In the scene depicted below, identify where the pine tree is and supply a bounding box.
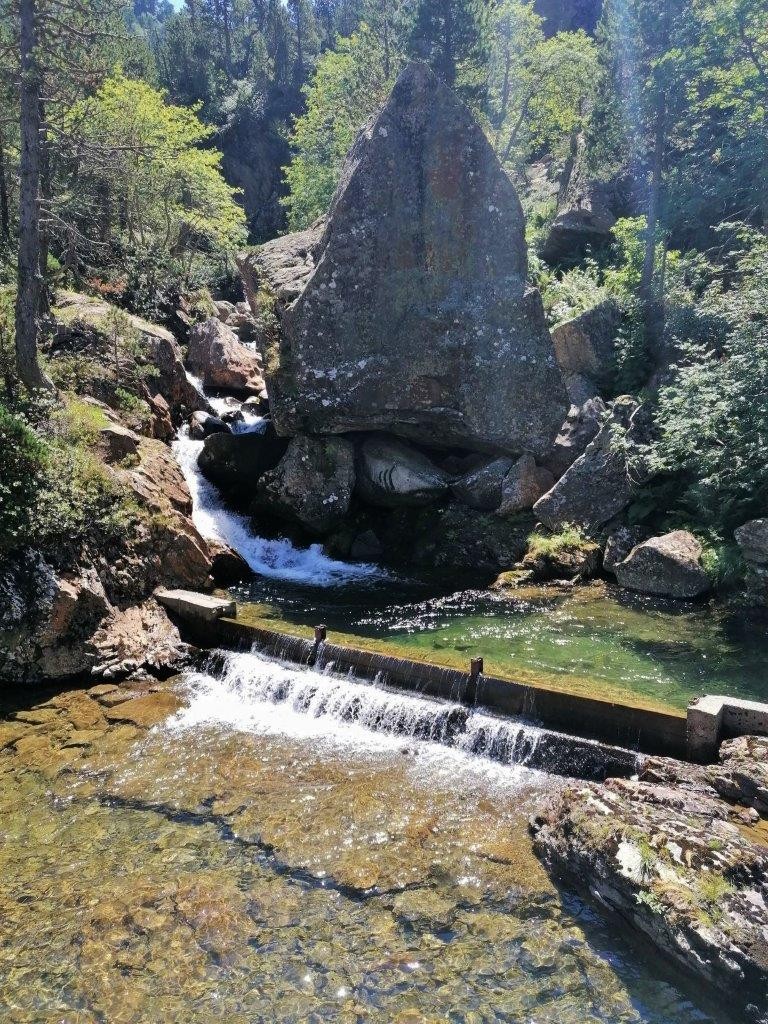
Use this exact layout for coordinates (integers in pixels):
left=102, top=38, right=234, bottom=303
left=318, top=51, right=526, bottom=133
left=408, top=0, right=489, bottom=103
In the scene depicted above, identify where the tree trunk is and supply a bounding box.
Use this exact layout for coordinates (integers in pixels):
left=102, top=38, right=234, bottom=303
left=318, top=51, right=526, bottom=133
left=38, top=99, right=50, bottom=316
left=294, top=0, right=304, bottom=79
left=639, top=78, right=667, bottom=347
left=443, top=0, right=455, bottom=88
left=640, top=0, right=670, bottom=347
left=0, top=123, right=10, bottom=243
left=15, top=0, right=54, bottom=392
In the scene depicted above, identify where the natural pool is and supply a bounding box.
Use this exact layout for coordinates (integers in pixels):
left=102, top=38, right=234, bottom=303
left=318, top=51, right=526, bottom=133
left=0, top=652, right=738, bottom=1023
left=232, top=574, right=768, bottom=712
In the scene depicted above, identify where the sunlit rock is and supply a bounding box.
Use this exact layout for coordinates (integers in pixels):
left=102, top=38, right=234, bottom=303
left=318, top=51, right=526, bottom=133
left=245, top=63, right=567, bottom=456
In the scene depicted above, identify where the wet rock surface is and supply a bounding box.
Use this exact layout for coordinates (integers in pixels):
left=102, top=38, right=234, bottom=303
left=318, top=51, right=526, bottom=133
left=532, top=741, right=768, bottom=1024
left=254, top=435, right=356, bottom=535
left=198, top=425, right=288, bottom=494
left=251, top=62, right=567, bottom=455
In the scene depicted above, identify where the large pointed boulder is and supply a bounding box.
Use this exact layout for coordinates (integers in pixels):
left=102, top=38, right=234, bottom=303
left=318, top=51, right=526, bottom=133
left=251, top=62, right=567, bottom=457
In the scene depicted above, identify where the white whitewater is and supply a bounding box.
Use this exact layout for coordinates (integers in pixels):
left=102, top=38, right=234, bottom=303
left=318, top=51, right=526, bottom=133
left=181, top=372, right=380, bottom=584
left=168, top=649, right=545, bottom=786
left=173, top=429, right=381, bottom=585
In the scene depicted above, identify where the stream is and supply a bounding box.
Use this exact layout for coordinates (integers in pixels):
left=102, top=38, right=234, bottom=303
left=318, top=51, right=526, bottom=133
left=0, top=650, right=738, bottom=1023
left=175, top=400, right=768, bottom=713
left=0, top=388, right=754, bottom=1022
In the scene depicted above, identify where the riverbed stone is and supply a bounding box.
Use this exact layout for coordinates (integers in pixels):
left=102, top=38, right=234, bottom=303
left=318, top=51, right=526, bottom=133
left=735, top=520, right=768, bottom=565
left=522, top=533, right=601, bottom=581
left=614, top=530, right=710, bottom=599
left=542, top=398, right=606, bottom=480
left=198, top=425, right=288, bottom=493
left=602, top=525, right=644, bottom=574
left=497, top=454, right=555, bottom=516
left=103, top=691, right=182, bottom=728
left=531, top=744, right=768, bottom=1024
left=253, top=62, right=567, bottom=456
left=451, top=457, right=514, bottom=511
left=551, top=300, right=621, bottom=390
left=254, top=435, right=356, bottom=535
left=189, top=411, right=231, bottom=441
left=356, top=435, right=449, bottom=508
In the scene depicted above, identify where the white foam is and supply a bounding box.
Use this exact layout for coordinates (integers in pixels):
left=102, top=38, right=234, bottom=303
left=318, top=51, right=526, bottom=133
left=166, top=649, right=544, bottom=789
left=172, top=428, right=381, bottom=586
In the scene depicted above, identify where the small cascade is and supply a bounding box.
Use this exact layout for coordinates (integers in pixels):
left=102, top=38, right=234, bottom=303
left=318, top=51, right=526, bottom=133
left=170, top=649, right=640, bottom=780
left=172, top=428, right=380, bottom=586
left=458, top=713, right=543, bottom=766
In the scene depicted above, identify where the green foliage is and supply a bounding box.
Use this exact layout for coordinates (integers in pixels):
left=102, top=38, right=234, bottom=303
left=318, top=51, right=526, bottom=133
left=699, top=539, right=746, bottom=590
left=409, top=0, right=489, bottom=101
left=0, top=389, right=139, bottom=561
left=650, top=226, right=768, bottom=533
left=539, top=260, right=609, bottom=327
left=526, top=524, right=591, bottom=557
left=0, top=405, right=47, bottom=557
left=283, top=26, right=399, bottom=230
left=634, top=889, right=665, bottom=914
left=64, top=72, right=247, bottom=293
left=486, top=4, right=599, bottom=174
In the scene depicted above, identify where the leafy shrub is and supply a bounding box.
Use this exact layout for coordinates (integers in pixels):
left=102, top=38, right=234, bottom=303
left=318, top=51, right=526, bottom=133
left=0, top=406, right=48, bottom=557
left=699, top=539, right=746, bottom=591
left=526, top=523, right=590, bottom=556
left=0, top=385, right=138, bottom=562
left=649, top=226, right=768, bottom=533
left=540, top=260, right=609, bottom=327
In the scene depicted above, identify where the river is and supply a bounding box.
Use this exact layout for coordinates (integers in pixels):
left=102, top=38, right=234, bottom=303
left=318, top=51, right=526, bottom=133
left=0, top=391, right=745, bottom=1021
left=0, top=649, right=738, bottom=1023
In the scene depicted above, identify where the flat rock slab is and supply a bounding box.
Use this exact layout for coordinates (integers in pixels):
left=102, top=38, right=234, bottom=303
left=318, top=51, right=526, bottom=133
left=104, top=691, right=183, bottom=729
left=155, top=589, right=236, bottom=622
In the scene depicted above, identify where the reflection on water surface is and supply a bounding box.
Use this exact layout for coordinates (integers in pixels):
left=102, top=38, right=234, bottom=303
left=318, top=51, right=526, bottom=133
left=233, top=574, right=768, bottom=710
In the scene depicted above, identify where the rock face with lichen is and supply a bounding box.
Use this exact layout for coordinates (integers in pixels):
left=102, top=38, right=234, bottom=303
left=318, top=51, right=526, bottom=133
left=614, top=530, right=710, bottom=599
left=246, top=62, right=567, bottom=457
left=254, top=435, right=355, bottom=534
left=531, top=742, right=768, bottom=1024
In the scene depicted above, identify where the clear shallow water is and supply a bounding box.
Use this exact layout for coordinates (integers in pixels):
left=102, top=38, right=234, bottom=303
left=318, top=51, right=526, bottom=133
left=0, top=653, right=737, bottom=1023
left=233, top=575, right=768, bottom=711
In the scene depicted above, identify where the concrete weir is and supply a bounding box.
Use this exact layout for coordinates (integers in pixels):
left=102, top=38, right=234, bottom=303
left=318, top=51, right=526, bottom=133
left=155, top=590, right=768, bottom=763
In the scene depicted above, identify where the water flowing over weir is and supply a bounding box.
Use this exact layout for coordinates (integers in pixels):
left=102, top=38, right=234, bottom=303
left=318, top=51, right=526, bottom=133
left=171, top=649, right=640, bottom=780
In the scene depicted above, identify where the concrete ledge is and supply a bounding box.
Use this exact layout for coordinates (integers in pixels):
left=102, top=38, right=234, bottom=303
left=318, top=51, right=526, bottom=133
left=155, top=588, right=236, bottom=622
left=687, top=694, right=768, bottom=762
left=203, top=617, right=688, bottom=759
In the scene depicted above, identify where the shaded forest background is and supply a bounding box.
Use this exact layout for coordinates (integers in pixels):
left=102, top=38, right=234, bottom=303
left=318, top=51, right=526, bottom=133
left=0, top=0, right=766, bottom=572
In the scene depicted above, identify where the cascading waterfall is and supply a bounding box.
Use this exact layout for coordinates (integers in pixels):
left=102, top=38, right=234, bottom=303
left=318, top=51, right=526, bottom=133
left=168, top=649, right=636, bottom=780
left=176, top=376, right=381, bottom=586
